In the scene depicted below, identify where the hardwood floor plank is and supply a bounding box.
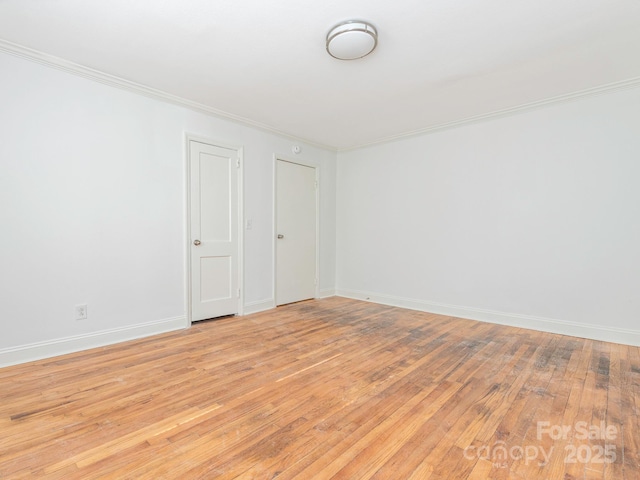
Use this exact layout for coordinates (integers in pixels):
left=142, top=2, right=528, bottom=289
left=0, top=297, right=638, bottom=479
left=621, top=344, right=640, bottom=478
left=369, top=335, right=513, bottom=478
left=604, top=343, right=624, bottom=480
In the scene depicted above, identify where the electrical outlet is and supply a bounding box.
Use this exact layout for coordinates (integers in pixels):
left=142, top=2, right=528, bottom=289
left=75, top=304, right=88, bottom=321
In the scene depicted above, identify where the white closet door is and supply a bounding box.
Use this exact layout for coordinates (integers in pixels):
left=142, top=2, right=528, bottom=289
left=276, top=159, right=317, bottom=306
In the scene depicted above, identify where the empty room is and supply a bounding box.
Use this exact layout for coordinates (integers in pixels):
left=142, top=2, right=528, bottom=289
left=1, top=1, right=639, bottom=479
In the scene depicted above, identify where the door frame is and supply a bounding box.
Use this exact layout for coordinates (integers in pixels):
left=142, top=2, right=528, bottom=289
left=273, top=155, right=320, bottom=305
left=185, top=134, right=244, bottom=326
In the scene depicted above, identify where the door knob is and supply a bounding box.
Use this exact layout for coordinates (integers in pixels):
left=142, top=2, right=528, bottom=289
left=277, top=234, right=284, bottom=239
left=193, top=239, right=201, bottom=246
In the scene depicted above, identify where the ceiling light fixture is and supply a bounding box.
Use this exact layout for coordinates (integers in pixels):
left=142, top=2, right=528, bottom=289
left=326, top=20, right=378, bottom=60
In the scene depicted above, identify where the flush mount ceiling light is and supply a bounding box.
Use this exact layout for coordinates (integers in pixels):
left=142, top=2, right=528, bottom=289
left=326, top=20, right=378, bottom=60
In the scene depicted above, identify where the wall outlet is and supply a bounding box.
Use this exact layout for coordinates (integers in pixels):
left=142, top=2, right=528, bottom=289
left=75, top=304, right=88, bottom=321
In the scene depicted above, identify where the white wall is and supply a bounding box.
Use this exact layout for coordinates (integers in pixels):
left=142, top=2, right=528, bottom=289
left=3, top=46, right=638, bottom=367
left=337, top=86, right=640, bottom=345
left=0, top=51, right=336, bottom=366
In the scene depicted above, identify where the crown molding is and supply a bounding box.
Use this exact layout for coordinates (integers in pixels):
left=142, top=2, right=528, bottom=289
left=0, top=38, right=334, bottom=151
left=2, top=38, right=639, bottom=153
left=339, top=75, right=640, bottom=151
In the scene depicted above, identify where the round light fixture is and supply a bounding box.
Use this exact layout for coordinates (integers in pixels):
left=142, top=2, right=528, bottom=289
left=326, top=20, right=378, bottom=60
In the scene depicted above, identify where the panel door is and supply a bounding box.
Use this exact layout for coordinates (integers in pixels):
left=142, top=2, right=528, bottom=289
left=190, top=141, right=239, bottom=321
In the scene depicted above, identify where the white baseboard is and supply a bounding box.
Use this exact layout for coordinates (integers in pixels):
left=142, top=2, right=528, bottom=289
left=0, top=316, right=186, bottom=368
left=336, top=289, right=640, bottom=347
left=242, top=291, right=335, bottom=314
left=243, top=298, right=275, bottom=315
left=319, top=288, right=336, bottom=299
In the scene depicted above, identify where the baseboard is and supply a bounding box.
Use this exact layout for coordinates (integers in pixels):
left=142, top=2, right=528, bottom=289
left=243, top=292, right=336, bottom=315
left=0, top=316, right=186, bottom=368
left=336, top=289, right=640, bottom=347
left=319, top=288, right=336, bottom=299
left=243, top=298, right=276, bottom=315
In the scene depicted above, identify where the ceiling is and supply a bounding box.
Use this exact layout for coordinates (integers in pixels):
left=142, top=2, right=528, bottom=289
left=0, top=0, right=639, bottom=150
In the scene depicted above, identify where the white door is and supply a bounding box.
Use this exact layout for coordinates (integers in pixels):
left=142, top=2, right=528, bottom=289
left=189, top=140, right=239, bottom=321
left=276, top=159, right=317, bottom=306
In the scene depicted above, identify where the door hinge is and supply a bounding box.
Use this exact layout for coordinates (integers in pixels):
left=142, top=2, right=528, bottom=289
left=315, top=180, right=319, bottom=189
left=236, top=158, right=240, bottom=168
left=237, top=288, right=241, bottom=298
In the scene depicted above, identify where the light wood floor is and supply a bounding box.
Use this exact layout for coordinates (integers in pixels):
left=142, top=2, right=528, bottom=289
left=1, top=297, right=638, bottom=479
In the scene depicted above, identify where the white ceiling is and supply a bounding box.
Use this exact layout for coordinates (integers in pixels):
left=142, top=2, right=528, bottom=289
left=1, top=0, right=639, bottom=150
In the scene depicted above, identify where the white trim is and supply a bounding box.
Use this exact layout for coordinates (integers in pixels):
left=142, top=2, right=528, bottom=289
left=314, top=167, right=321, bottom=300
left=0, top=39, right=330, bottom=151
left=273, top=156, right=321, bottom=305
left=243, top=298, right=276, bottom=315
left=183, top=134, right=192, bottom=328
left=338, top=77, right=640, bottom=151
left=271, top=157, right=278, bottom=306
left=319, top=288, right=336, bottom=299
left=0, top=316, right=186, bottom=368
left=336, top=289, right=640, bottom=347
left=185, top=135, right=244, bottom=323
left=3, top=38, right=640, bottom=152
left=237, top=148, right=245, bottom=316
